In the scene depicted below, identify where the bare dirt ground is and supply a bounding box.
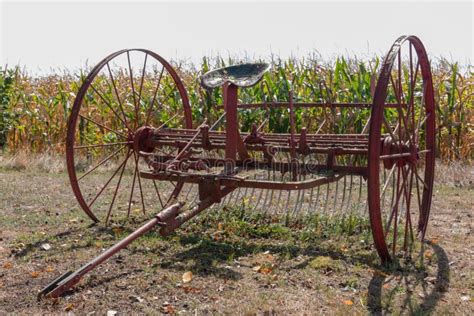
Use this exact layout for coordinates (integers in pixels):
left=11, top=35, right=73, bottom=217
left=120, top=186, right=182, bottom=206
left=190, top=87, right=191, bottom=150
left=0, top=162, right=473, bottom=315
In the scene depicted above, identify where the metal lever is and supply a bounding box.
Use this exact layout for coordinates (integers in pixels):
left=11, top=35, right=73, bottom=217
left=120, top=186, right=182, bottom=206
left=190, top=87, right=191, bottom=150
left=38, top=203, right=182, bottom=300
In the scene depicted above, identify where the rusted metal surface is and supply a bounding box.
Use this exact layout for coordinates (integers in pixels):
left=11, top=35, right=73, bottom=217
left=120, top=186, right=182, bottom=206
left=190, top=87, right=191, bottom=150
left=40, top=35, right=437, bottom=299
left=38, top=203, right=183, bottom=299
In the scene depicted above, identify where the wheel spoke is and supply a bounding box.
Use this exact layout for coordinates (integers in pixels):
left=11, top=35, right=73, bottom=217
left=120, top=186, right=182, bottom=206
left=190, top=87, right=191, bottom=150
left=381, top=164, right=397, bottom=197
left=384, top=166, right=407, bottom=239
left=145, top=65, right=165, bottom=126
left=137, top=53, right=148, bottom=118
left=127, top=51, right=139, bottom=128
left=87, top=151, right=132, bottom=208
left=413, top=164, right=423, bottom=212
left=397, top=49, right=406, bottom=105
left=415, top=113, right=430, bottom=136
left=156, top=112, right=182, bottom=131
left=127, top=152, right=139, bottom=218
left=413, top=165, right=429, bottom=190
left=78, top=113, right=127, bottom=139
left=383, top=116, right=399, bottom=141
left=74, top=142, right=132, bottom=150
left=106, top=62, right=131, bottom=131
left=152, top=179, right=165, bottom=208
left=105, top=149, right=132, bottom=224
left=403, top=164, right=415, bottom=250
left=390, top=74, right=413, bottom=145
left=133, top=151, right=147, bottom=215
left=77, top=145, right=127, bottom=181
left=91, top=84, right=131, bottom=130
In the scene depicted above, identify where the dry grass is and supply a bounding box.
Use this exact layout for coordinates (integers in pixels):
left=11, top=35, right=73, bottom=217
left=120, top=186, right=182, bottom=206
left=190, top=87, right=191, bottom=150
left=0, top=151, right=66, bottom=173
left=0, top=164, right=473, bottom=314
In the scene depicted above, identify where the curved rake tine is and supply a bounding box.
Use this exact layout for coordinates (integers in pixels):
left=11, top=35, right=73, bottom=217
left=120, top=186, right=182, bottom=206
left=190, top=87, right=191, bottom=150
left=323, top=182, right=330, bottom=215
left=356, top=175, right=363, bottom=211
left=307, top=186, right=315, bottom=210
left=260, top=169, right=272, bottom=214
left=250, top=186, right=265, bottom=214
left=260, top=188, right=271, bottom=217
left=314, top=182, right=321, bottom=213
left=345, top=174, right=354, bottom=214
left=340, top=175, right=347, bottom=213
left=274, top=184, right=284, bottom=216
left=333, top=177, right=339, bottom=213
left=229, top=188, right=242, bottom=209
left=294, top=171, right=306, bottom=216
left=284, top=189, right=294, bottom=225
left=220, top=185, right=235, bottom=206
left=291, top=189, right=301, bottom=218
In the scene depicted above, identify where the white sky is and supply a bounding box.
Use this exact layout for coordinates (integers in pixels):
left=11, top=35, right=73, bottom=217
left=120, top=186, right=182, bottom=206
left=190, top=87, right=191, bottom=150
left=1, top=0, right=472, bottom=74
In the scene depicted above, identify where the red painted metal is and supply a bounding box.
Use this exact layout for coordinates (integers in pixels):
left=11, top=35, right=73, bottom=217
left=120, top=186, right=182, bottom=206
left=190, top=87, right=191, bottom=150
left=66, top=49, right=192, bottom=223
left=46, top=35, right=437, bottom=299
left=367, top=35, right=435, bottom=263
left=38, top=203, right=183, bottom=299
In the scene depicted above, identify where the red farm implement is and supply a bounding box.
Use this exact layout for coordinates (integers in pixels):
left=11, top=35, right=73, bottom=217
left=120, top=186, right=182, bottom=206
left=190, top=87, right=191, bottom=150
left=39, top=35, right=435, bottom=299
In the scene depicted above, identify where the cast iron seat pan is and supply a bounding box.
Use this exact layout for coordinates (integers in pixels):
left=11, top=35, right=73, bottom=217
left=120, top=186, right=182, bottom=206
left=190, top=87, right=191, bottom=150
left=200, top=63, right=270, bottom=89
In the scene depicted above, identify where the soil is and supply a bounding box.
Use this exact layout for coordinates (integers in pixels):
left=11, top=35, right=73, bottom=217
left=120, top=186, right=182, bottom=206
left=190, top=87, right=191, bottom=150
left=0, top=165, right=473, bottom=315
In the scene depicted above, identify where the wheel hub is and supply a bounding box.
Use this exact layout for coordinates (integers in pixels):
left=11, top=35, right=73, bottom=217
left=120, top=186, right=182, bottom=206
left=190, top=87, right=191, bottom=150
left=381, top=136, right=419, bottom=169
left=133, top=126, right=154, bottom=154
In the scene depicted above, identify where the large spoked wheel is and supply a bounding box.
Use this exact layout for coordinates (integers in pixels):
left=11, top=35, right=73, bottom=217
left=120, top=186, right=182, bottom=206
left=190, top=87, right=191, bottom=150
left=66, top=49, right=193, bottom=224
left=368, top=36, right=436, bottom=263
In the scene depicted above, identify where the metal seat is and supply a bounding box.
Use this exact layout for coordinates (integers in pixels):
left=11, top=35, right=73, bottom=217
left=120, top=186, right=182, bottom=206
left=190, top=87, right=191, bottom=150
left=200, top=63, right=270, bottom=89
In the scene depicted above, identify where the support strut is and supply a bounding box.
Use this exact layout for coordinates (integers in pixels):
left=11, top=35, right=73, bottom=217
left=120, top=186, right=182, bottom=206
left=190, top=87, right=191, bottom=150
left=38, top=203, right=182, bottom=300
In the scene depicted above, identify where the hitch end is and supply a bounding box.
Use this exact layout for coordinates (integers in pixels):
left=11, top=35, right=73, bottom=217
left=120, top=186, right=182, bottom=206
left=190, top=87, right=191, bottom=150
left=37, top=270, right=74, bottom=300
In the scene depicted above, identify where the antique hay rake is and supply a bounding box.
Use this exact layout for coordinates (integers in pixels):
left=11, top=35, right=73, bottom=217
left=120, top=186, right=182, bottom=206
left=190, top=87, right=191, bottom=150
left=39, top=35, right=435, bottom=299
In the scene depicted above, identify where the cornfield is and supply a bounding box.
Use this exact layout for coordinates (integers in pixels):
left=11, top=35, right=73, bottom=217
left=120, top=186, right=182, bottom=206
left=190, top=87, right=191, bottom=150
left=0, top=55, right=472, bottom=161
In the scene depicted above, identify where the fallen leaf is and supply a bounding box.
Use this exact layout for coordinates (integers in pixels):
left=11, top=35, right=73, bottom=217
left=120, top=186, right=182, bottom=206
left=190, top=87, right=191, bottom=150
left=161, top=302, right=175, bottom=314
left=259, top=267, right=272, bottom=275
left=343, top=300, right=353, bottom=306
left=31, top=271, right=40, bottom=278
left=112, top=227, right=123, bottom=234
left=45, top=266, right=55, bottom=273
left=182, top=271, right=193, bottom=283
left=430, top=238, right=439, bottom=245
left=183, top=286, right=201, bottom=294
left=64, top=303, right=74, bottom=311
left=3, top=262, right=12, bottom=269
left=252, top=265, right=262, bottom=272
left=372, top=269, right=389, bottom=277
left=211, top=232, right=222, bottom=241
left=217, top=222, right=223, bottom=231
